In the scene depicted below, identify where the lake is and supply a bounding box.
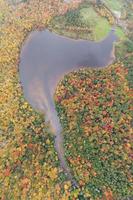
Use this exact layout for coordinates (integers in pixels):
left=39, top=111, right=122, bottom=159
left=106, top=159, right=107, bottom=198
left=19, top=29, right=118, bottom=185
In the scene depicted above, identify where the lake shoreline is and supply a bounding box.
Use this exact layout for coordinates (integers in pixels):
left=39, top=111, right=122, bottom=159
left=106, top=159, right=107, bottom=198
left=19, top=28, right=118, bottom=185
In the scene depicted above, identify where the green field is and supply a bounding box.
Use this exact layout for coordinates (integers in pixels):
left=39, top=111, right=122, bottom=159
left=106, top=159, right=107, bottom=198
left=49, top=3, right=125, bottom=42
left=80, top=7, right=111, bottom=41
left=49, top=4, right=111, bottom=41
left=115, top=26, right=126, bottom=40
left=103, top=0, right=125, bottom=12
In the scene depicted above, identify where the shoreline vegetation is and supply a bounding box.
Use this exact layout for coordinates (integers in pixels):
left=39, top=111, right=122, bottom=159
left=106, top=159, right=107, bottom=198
left=0, top=0, right=132, bottom=199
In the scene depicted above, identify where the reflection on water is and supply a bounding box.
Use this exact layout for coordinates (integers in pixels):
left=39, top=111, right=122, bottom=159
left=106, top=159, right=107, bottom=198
left=19, top=29, right=117, bottom=184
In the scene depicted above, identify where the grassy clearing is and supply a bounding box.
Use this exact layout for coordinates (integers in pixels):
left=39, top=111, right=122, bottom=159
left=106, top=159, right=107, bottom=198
left=93, top=17, right=111, bottom=41
left=49, top=3, right=126, bottom=42
left=103, top=0, right=125, bottom=12
left=49, top=5, right=111, bottom=41
left=80, top=7, right=111, bottom=41
left=115, top=26, right=126, bottom=40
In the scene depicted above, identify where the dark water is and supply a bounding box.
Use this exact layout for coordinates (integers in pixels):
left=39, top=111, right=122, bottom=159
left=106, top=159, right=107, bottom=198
left=19, top=29, right=117, bottom=185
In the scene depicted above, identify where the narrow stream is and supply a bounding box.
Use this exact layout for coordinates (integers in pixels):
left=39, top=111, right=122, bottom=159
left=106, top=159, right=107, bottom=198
left=19, top=29, right=117, bottom=186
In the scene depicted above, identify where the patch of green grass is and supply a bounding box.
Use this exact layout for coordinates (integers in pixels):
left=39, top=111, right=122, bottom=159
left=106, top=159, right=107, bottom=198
left=115, top=26, right=126, bottom=40
left=94, top=18, right=111, bottom=41
left=80, top=7, right=98, bottom=26
left=80, top=7, right=111, bottom=41
left=103, top=0, right=125, bottom=12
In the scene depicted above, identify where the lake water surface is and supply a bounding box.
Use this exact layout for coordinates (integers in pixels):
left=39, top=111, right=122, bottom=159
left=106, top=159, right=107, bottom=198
left=19, top=29, right=117, bottom=185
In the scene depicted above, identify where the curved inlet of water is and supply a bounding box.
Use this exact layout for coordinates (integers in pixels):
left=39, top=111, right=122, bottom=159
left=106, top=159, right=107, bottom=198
left=19, top=29, right=118, bottom=186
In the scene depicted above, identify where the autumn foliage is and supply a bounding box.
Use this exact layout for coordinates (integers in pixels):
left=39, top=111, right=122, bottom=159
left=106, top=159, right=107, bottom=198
left=0, top=0, right=132, bottom=199
left=55, top=64, right=133, bottom=199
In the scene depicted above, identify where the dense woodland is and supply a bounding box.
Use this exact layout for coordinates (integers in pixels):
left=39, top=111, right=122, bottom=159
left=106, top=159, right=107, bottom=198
left=0, top=0, right=132, bottom=199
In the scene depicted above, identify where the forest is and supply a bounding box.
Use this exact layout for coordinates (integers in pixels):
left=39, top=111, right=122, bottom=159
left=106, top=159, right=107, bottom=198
left=0, top=0, right=132, bottom=199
